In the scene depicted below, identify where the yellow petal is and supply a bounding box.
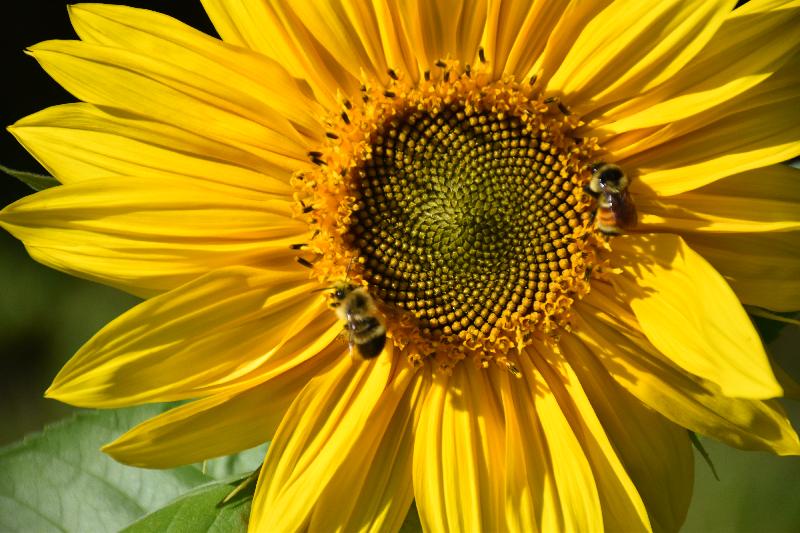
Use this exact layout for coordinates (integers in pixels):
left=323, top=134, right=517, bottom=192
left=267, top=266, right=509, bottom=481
left=393, top=0, right=486, bottom=76
left=561, top=334, right=694, bottom=533
left=685, top=231, right=800, bottom=312
left=479, top=0, right=560, bottom=80
left=548, top=0, right=733, bottom=113
left=573, top=301, right=800, bottom=455
left=285, top=2, right=390, bottom=83
left=450, top=0, right=489, bottom=70
left=405, top=0, right=459, bottom=69
left=532, top=344, right=652, bottom=532
left=28, top=39, right=311, bottom=170
left=617, top=74, right=800, bottom=195
left=532, top=1, right=613, bottom=89
left=0, top=176, right=306, bottom=296
left=593, top=0, right=800, bottom=132
left=498, top=3, right=566, bottom=82
left=307, top=363, right=424, bottom=533
left=250, top=350, right=419, bottom=532
left=102, top=346, right=340, bottom=468
left=501, top=355, right=601, bottom=533
left=610, top=45, right=799, bottom=157
left=46, top=266, right=332, bottom=407
left=10, top=103, right=294, bottom=193
left=635, top=165, right=800, bottom=233
left=413, top=364, right=505, bottom=532
left=369, top=0, right=422, bottom=83
left=200, top=0, right=358, bottom=109
left=612, top=234, right=783, bottom=398
left=68, top=3, right=324, bottom=142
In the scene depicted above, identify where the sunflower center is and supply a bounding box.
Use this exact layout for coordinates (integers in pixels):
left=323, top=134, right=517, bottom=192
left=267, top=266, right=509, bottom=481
left=299, top=68, right=601, bottom=367
left=353, top=105, right=580, bottom=334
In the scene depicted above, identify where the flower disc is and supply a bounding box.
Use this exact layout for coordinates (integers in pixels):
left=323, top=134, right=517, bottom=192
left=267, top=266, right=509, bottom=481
left=301, top=70, right=603, bottom=365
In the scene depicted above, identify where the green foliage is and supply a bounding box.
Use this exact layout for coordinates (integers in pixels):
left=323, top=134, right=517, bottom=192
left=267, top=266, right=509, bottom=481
left=0, top=405, right=206, bottom=532
left=200, top=444, right=266, bottom=481
left=684, top=424, right=800, bottom=533
left=122, top=482, right=252, bottom=533
left=688, top=430, right=719, bottom=481
left=0, top=164, right=58, bottom=191
left=399, top=502, right=423, bottom=533
left=0, top=404, right=268, bottom=533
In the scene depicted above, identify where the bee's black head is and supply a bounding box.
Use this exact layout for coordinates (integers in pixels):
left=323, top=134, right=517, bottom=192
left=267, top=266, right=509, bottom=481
left=597, top=165, right=624, bottom=186
left=331, top=281, right=356, bottom=301
left=590, top=161, right=605, bottom=175
left=589, top=163, right=628, bottom=194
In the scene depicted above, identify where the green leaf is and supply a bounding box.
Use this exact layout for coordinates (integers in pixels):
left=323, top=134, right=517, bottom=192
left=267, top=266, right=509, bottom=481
left=0, top=164, right=59, bottom=191
left=399, top=501, right=423, bottom=533
left=199, top=443, right=267, bottom=481
left=0, top=405, right=212, bottom=533
left=747, top=306, right=800, bottom=328
left=122, top=482, right=251, bottom=533
left=689, top=431, right=720, bottom=481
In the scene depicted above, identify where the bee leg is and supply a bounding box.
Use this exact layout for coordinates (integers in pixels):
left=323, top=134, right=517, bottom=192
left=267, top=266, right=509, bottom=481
left=505, top=360, right=522, bottom=378
left=345, top=323, right=359, bottom=361
left=348, top=340, right=360, bottom=361
left=599, top=227, right=621, bottom=237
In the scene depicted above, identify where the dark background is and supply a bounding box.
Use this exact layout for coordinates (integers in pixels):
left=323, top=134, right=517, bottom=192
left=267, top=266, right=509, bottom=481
left=1, top=2, right=798, bottom=532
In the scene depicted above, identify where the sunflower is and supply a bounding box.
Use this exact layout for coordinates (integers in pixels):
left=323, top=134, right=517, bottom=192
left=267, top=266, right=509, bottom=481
left=2, top=1, right=800, bottom=531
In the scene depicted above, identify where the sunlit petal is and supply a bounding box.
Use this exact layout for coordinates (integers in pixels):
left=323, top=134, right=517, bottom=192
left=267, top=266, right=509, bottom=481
left=548, top=0, right=733, bottom=113
left=612, top=234, right=782, bottom=398
left=251, top=351, right=422, bottom=532
left=684, top=231, right=800, bottom=312
left=10, top=103, right=294, bottom=192
left=0, top=177, right=306, bottom=296
left=413, top=364, right=505, bottom=532
left=46, top=267, right=329, bottom=407
left=573, top=301, right=800, bottom=455
left=636, top=165, right=800, bottom=233
left=102, top=346, right=341, bottom=468
left=592, top=0, right=800, bottom=131
left=561, top=333, right=694, bottom=532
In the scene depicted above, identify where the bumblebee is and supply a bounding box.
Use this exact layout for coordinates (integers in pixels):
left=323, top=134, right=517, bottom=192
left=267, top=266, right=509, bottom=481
left=585, top=162, right=637, bottom=235
left=329, top=281, right=387, bottom=359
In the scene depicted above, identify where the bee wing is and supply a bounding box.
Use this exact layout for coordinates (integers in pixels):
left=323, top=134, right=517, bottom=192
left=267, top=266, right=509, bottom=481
left=618, top=190, right=638, bottom=228
left=601, top=190, right=638, bottom=229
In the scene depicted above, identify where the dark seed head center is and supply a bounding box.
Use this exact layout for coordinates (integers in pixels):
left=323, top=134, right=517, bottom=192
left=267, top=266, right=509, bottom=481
left=347, top=102, right=586, bottom=341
